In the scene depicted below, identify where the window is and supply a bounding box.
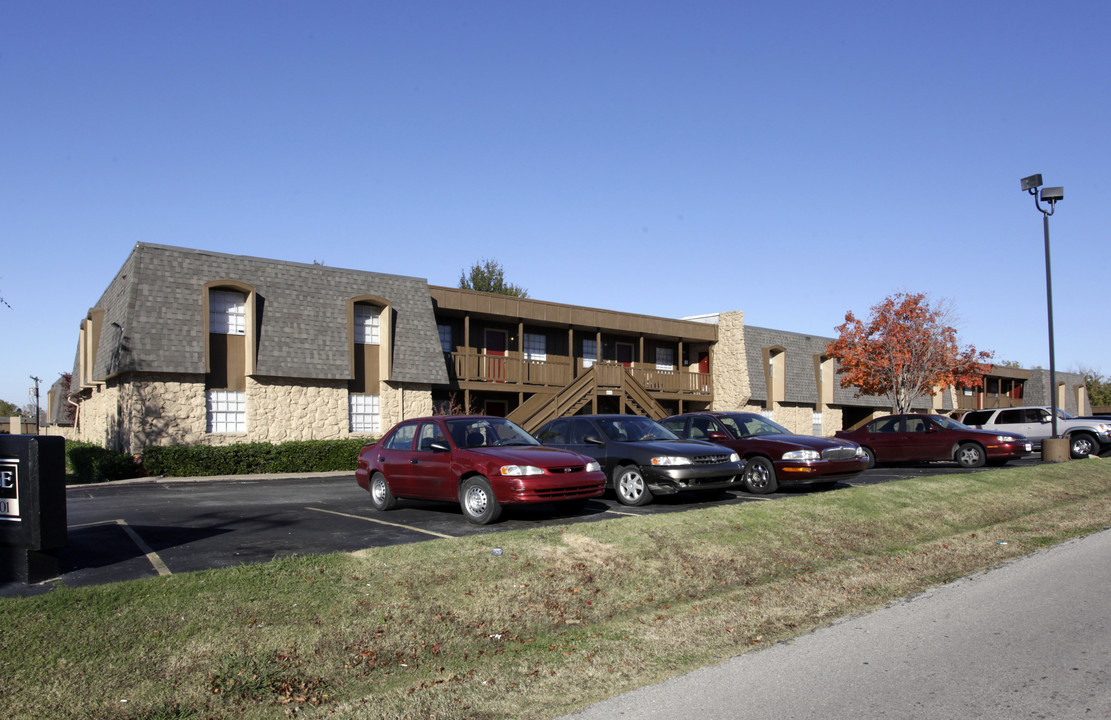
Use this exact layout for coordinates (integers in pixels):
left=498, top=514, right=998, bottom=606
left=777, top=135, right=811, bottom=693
left=417, top=421, right=447, bottom=451
left=523, top=333, right=546, bottom=361
left=582, top=338, right=597, bottom=368
left=349, top=394, right=381, bottom=434
left=210, top=290, right=246, bottom=335
left=812, top=412, right=823, bottom=436
left=438, top=324, right=453, bottom=352
left=354, top=304, right=380, bottom=345
left=206, top=390, right=245, bottom=433
left=689, top=416, right=716, bottom=439
left=383, top=421, right=417, bottom=450
left=656, top=347, right=675, bottom=371
left=536, top=419, right=568, bottom=444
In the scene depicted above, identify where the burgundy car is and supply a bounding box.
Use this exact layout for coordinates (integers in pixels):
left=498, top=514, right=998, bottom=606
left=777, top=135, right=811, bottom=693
left=356, top=415, right=606, bottom=524
left=835, top=413, right=1032, bottom=469
left=661, top=411, right=868, bottom=494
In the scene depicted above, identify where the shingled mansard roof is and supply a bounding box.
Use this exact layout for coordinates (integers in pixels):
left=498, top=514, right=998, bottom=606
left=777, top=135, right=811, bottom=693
left=742, top=324, right=940, bottom=409
left=78, top=243, right=449, bottom=386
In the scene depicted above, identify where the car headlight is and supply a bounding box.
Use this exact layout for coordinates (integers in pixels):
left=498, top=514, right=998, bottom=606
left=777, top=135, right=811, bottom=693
left=585, top=460, right=601, bottom=473
left=729, top=452, right=741, bottom=463
left=500, top=465, right=544, bottom=476
left=782, top=449, right=820, bottom=461
left=651, top=456, right=693, bottom=466
left=855, top=446, right=867, bottom=458
left=996, top=435, right=1019, bottom=442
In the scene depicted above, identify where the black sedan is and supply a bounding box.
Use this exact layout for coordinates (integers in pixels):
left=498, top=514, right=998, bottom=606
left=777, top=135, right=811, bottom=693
left=534, top=414, right=745, bottom=506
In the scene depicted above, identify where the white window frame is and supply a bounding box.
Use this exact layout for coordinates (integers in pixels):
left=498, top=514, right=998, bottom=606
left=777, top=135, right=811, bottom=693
left=349, top=394, right=381, bottom=434
left=210, top=290, right=246, bottom=335
left=354, top=305, right=381, bottom=345
left=582, top=338, right=597, bottom=368
left=206, top=390, right=246, bottom=433
left=812, top=411, right=823, bottom=436
left=523, top=332, right=547, bottom=362
left=655, top=347, right=676, bottom=371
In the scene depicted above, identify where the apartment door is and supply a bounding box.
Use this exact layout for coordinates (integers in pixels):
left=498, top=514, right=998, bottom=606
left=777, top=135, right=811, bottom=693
left=616, top=342, right=634, bottom=367
left=484, top=329, right=508, bottom=382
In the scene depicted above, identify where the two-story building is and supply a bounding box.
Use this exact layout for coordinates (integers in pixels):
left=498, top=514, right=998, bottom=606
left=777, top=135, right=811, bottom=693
left=59, top=243, right=1089, bottom=454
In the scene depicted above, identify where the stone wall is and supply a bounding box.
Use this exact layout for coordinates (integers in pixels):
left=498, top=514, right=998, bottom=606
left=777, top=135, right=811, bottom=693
left=710, top=311, right=751, bottom=410
left=381, top=381, right=433, bottom=429
left=73, top=384, right=121, bottom=449
left=771, top=403, right=815, bottom=435
left=72, top=373, right=434, bottom=453
left=247, top=376, right=348, bottom=443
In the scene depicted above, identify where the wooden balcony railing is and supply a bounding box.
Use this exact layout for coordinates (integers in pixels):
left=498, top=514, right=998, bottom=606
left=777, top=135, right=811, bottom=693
left=446, top=352, right=711, bottom=397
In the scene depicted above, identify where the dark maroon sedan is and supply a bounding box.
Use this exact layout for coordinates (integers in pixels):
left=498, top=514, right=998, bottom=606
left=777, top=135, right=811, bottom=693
left=356, top=415, right=606, bottom=524
left=835, top=413, right=1032, bottom=469
left=661, top=412, right=868, bottom=494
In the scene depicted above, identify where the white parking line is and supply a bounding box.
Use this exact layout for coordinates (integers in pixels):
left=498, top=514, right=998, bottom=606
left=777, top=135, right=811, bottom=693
left=115, top=520, right=173, bottom=576
left=306, top=507, right=456, bottom=538
left=71, top=519, right=173, bottom=576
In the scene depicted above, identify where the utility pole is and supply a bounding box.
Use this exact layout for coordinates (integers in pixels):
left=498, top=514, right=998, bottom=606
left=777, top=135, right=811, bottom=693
left=29, top=375, right=41, bottom=435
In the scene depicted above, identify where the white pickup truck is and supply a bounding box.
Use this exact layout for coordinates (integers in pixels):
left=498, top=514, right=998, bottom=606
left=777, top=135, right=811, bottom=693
left=961, top=406, right=1111, bottom=459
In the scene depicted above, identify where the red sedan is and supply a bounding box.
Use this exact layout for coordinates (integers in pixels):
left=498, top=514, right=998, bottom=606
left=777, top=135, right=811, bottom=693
left=835, top=414, right=1032, bottom=468
left=356, top=415, right=606, bottom=524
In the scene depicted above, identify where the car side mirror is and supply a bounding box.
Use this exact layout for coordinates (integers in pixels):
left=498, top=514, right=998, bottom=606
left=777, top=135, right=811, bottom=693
left=584, top=434, right=605, bottom=446
left=707, top=431, right=729, bottom=440
left=428, top=440, right=451, bottom=453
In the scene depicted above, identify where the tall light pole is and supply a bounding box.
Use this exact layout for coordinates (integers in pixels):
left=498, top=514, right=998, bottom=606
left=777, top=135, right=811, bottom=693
left=1020, top=174, right=1063, bottom=441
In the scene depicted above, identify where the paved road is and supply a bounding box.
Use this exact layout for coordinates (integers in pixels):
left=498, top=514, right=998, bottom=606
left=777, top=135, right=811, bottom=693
left=0, top=458, right=1039, bottom=598
left=561, top=527, right=1111, bottom=720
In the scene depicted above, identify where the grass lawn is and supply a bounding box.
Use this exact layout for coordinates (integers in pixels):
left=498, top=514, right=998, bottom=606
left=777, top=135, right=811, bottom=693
left=2, top=460, right=1109, bottom=719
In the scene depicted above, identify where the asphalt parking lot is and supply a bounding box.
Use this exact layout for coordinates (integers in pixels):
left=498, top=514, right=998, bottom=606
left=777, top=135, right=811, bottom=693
left=1, top=456, right=1041, bottom=598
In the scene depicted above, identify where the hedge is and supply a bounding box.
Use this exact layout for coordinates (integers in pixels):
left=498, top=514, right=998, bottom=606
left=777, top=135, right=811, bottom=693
left=140, top=437, right=374, bottom=478
left=66, top=441, right=145, bottom=484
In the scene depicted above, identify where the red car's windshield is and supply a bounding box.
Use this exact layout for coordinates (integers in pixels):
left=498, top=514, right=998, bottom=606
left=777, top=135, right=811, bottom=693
left=444, top=418, right=540, bottom=448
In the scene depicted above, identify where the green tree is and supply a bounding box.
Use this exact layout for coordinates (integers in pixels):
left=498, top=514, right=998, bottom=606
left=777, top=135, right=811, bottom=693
left=1077, top=366, right=1111, bottom=407
left=0, top=399, right=21, bottom=417
left=458, top=259, right=529, bottom=298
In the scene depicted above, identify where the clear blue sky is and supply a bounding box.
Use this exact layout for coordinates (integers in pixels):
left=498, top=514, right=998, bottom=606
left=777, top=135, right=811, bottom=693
left=2, top=1, right=1108, bottom=410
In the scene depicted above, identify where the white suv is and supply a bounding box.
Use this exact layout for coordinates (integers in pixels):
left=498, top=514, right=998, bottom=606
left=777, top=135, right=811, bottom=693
left=961, top=406, right=1111, bottom=458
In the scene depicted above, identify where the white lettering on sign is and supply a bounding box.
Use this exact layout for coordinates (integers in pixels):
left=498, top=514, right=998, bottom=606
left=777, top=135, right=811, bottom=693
left=0, top=458, right=18, bottom=520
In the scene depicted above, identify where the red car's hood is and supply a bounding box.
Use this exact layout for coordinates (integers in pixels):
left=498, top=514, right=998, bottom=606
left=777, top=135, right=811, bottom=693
left=467, top=445, right=593, bottom=467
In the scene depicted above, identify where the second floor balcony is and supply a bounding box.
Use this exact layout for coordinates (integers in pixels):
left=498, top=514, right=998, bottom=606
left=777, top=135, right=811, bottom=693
left=444, top=350, right=712, bottom=399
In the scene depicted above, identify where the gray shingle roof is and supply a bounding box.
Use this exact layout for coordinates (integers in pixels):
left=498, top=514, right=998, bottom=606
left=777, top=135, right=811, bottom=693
left=82, top=243, right=449, bottom=385
left=744, top=325, right=890, bottom=408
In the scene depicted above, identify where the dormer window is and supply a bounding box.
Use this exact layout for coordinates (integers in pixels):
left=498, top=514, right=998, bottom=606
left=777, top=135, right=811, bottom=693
left=354, top=304, right=381, bottom=345
left=210, top=290, right=246, bottom=335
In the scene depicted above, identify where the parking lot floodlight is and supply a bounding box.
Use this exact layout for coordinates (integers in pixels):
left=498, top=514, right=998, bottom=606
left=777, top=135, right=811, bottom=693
left=1020, top=173, right=1064, bottom=445
left=1021, top=174, right=1043, bottom=192
left=1040, top=186, right=1064, bottom=203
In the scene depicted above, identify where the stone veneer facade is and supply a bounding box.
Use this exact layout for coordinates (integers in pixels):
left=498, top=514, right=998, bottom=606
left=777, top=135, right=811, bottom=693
left=73, top=372, right=433, bottom=454
left=708, top=311, right=751, bottom=410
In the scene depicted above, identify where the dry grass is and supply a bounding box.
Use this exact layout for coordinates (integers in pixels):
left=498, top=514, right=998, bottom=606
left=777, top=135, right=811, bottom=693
left=1, top=460, right=1109, bottom=719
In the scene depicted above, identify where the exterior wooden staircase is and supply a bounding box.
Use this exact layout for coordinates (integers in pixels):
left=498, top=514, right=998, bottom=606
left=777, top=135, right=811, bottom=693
left=508, top=363, right=668, bottom=434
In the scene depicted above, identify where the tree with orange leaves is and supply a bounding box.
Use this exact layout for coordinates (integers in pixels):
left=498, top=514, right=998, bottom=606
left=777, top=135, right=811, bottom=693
left=826, top=292, right=992, bottom=414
